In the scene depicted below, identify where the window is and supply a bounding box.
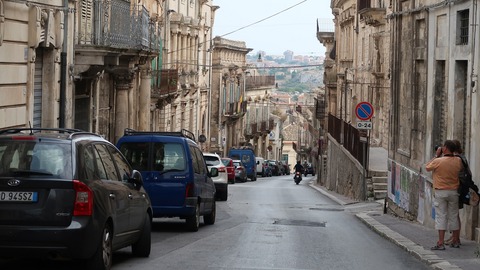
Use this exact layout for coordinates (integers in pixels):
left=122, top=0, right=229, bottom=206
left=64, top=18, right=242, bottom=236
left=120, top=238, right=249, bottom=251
left=93, top=144, right=119, bottom=181
left=119, top=142, right=149, bottom=171
left=194, top=148, right=206, bottom=174
left=109, top=145, right=131, bottom=183
left=457, top=9, right=469, bottom=45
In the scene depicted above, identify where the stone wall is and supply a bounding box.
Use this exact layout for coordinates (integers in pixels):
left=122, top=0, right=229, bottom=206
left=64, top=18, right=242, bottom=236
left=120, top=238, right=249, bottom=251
left=325, top=134, right=365, bottom=201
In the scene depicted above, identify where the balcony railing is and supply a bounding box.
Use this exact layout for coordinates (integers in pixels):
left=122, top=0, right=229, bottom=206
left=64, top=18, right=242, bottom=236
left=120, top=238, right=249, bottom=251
left=358, top=0, right=387, bottom=26
left=245, top=76, right=275, bottom=89
left=224, top=101, right=247, bottom=117
left=152, top=69, right=178, bottom=98
left=78, top=0, right=160, bottom=52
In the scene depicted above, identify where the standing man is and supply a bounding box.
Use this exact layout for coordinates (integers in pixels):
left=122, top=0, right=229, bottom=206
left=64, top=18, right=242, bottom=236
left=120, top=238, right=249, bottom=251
left=426, top=140, right=462, bottom=250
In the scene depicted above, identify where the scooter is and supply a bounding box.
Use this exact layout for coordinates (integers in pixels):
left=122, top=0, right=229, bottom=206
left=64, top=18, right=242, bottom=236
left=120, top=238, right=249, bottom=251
left=294, top=171, right=302, bottom=185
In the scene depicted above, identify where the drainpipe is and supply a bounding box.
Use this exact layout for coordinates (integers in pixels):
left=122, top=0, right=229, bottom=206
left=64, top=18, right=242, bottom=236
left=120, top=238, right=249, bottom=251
left=59, top=0, right=69, bottom=128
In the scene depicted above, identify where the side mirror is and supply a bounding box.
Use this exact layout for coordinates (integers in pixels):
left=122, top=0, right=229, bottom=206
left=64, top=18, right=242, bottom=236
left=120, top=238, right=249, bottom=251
left=129, top=170, right=144, bottom=189
left=209, top=167, right=219, bottom=178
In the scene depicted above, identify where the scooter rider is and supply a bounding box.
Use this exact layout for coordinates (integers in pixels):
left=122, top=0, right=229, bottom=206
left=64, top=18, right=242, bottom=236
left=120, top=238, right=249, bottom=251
left=293, top=161, right=304, bottom=175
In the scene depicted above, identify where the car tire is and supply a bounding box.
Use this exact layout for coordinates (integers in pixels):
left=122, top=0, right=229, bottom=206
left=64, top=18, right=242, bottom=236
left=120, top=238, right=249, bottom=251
left=131, top=214, right=151, bottom=257
left=220, top=186, right=228, bottom=201
left=204, top=201, right=216, bottom=225
left=186, top=204, right=200, bottom=232
left=86, top=223, right=113, bottom=270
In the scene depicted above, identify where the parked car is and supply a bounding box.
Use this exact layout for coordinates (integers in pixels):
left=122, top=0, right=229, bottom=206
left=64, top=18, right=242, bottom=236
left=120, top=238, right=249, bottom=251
left=221, top=157, right=235, bottom=184
left=228, top=148, right=256, bottom=181
left=204, top=153, right=229, bottom=201
left=267, top=160, right=280, bottom=176
left=116, top=129, right=218, bottom=232
left=0, top=128, right=152, bottom=270
left=232, top=160, right=248, bottom=182
left=305, top=163, right=315, bottom=176
left=283, top=162, right=291, bottom=175
left=255, top=157, right=265, bottom=176
left=262, top=161, right=273, bottom=177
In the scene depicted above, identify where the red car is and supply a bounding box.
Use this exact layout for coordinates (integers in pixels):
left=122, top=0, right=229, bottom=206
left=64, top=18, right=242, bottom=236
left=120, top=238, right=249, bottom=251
left=221, top=157, right=235, bottom=184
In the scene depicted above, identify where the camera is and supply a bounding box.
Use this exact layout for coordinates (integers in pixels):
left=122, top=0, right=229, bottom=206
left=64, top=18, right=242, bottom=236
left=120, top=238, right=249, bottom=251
left=434, top=144, right=442, bottom=152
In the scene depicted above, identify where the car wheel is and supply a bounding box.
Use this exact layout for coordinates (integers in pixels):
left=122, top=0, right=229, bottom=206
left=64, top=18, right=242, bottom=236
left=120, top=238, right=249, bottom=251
left=131, top=214, right=151, bottom=257
left=186, top=203, right=200, bottom=232
left=252, top=175, right=257, bottom=181
left=221, top=186, right=228, bottom=201
left=86, top=224, right=113, bottom=270
left=204, top=200, right=216, bottom=225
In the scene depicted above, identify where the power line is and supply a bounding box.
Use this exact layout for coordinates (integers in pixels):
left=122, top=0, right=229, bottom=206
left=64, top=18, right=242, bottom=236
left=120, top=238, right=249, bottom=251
left=166, top=0, right=308, bottom=56
left=219, top=0, right=308, bottom=38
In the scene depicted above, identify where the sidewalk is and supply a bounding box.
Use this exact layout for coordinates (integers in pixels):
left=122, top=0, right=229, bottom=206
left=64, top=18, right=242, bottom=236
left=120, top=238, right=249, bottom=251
left=310, top=182, right=480, bottom=270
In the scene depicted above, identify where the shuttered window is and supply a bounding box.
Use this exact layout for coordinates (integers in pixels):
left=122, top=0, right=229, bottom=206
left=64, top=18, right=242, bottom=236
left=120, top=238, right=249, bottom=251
left=80, top=0, right=93, bottom=44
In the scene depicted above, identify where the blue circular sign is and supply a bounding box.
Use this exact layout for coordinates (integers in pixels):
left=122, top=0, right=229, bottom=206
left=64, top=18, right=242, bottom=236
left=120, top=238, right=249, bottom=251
left=355, top=102, right=374, bottom=121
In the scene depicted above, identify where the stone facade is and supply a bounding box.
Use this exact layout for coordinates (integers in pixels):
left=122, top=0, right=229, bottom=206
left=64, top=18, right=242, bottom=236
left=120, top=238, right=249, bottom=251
left=152, top=0, right=215, bottom=146
left=210, top=37, right=251, bottom=154
left=322, top=0, right=480, bottom=241
left=388, top=0, right=480, bottom=241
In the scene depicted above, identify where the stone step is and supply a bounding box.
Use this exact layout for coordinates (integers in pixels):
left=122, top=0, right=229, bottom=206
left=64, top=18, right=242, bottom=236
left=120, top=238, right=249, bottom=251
left=373, top=182, right=388, bottom=190
left=372, top=176, right=388, bottom=184
left=374, top=190, right=387, bottom=200
left=370, top=170, right=388, bottom=178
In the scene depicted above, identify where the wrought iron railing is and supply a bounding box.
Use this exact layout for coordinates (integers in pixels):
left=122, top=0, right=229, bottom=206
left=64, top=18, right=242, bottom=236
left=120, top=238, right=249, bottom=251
left=245, top=76, right=275, bottom=89
left=151, top=69, right=178, bottom=97
left=328, top=113, right=367, bottom=168
left=78, top=0, right=160, bottom=52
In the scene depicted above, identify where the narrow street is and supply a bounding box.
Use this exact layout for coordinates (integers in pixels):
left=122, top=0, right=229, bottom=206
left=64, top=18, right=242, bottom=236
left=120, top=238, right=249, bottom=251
left=116, top=175, right=430, bottom=270
left=0, top=175, right=430, bottom=270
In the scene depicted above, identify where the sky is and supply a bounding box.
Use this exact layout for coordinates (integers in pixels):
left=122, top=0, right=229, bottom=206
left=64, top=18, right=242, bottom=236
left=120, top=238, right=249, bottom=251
left=212, top=0, right=334, bottom=56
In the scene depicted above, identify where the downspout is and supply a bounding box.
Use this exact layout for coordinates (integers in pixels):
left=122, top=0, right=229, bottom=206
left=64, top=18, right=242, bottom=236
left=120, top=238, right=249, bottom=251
left=60, top=0, right=68, bottom=128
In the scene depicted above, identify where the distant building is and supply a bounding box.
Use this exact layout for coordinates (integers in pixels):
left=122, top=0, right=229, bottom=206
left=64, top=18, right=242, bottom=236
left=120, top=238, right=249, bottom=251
left=284, top=50, right=294, bottom=62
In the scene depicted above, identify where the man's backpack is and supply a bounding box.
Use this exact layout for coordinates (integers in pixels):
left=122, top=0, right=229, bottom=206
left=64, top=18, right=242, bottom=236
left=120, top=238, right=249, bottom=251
left=457, top=155, right=480, bottom=206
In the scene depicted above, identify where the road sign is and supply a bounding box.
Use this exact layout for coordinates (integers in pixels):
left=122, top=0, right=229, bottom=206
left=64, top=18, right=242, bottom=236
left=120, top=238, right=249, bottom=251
left=355, top=102, right=374, bottom=121
left=356, top=121, right=372, bottom=130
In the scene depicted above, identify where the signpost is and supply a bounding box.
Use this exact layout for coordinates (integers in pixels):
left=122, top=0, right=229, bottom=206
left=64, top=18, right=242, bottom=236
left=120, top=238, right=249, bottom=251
left=355, top=102, right=374, bottom=200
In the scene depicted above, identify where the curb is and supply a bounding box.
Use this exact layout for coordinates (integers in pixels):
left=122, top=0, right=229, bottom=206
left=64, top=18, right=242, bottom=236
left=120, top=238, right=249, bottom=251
left=308, top=180, right=463, bottom=270
left=355, top=212, right=462, bottom=270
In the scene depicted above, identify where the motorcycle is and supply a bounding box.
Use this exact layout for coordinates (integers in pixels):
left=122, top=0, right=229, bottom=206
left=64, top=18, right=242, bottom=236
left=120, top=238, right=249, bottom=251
left=294, top=171, right=302, bottom=185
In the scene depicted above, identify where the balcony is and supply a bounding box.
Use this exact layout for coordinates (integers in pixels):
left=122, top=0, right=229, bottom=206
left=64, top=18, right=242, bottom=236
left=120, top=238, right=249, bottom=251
left=224, top=101, right=247, bottom=118
left=152, top=69, right=178, bottom=99
left=245, top=76, right=275, bottom=89
left=358, top=0, right=387, bottom=27
left=77, top=0, right=160, bottom=52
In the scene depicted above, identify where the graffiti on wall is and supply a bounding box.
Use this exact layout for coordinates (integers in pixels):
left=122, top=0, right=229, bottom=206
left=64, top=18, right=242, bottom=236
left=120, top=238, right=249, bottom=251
left=388, top=159, right=435, bottom=224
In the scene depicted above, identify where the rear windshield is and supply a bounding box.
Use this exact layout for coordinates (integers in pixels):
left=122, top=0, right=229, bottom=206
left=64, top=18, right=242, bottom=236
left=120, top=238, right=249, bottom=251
left=204, top=156, right=221, bottom=166
left=233, top=161, right=242, bottom=167
left=0, top=140, right=72, bottom=178
left=221, top=159, right=230, bottom=166
left=119, top=142, right=186, bottom=172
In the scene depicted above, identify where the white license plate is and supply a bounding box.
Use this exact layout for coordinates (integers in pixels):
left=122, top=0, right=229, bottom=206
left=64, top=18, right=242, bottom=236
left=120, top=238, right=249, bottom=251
left=0, top=191, right=38, bottom=202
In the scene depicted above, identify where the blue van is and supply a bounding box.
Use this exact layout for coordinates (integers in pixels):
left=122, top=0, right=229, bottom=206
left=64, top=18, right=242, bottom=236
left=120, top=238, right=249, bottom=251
left=228, top=148, right=257, bottom=181
left=116, top=129, right=217, bottom=232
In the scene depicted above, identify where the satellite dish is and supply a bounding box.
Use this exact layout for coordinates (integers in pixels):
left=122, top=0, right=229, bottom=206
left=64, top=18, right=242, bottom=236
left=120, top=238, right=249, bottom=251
left=198, top=134, right=206, bottom=143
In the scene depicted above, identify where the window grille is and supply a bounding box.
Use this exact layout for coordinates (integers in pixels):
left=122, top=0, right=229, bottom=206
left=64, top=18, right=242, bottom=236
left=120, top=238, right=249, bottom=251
left=458, top=9, right=469, bottom=45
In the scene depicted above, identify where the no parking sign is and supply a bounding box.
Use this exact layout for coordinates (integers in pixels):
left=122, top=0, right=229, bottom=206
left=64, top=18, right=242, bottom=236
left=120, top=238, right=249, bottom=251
left=355, top=102, right=374, bottom=121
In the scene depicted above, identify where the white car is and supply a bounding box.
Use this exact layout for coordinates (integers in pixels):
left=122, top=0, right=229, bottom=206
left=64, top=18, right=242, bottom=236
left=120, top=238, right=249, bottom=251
left=203, top=153, right=229, bottom=201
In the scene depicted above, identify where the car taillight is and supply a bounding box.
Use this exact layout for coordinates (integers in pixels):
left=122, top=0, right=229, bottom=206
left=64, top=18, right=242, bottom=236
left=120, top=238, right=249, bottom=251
left=185, top=182, right=195, bottom=197
left=73, top=180, right=93, bottom=216
left=12, top=136, right=36, bottom=141
left=218, top=166, right=226, bottom=173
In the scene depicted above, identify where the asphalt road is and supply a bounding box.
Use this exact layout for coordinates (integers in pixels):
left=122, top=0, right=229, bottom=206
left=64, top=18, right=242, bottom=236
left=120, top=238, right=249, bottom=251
left=1, top=175, right=431, bottom=270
